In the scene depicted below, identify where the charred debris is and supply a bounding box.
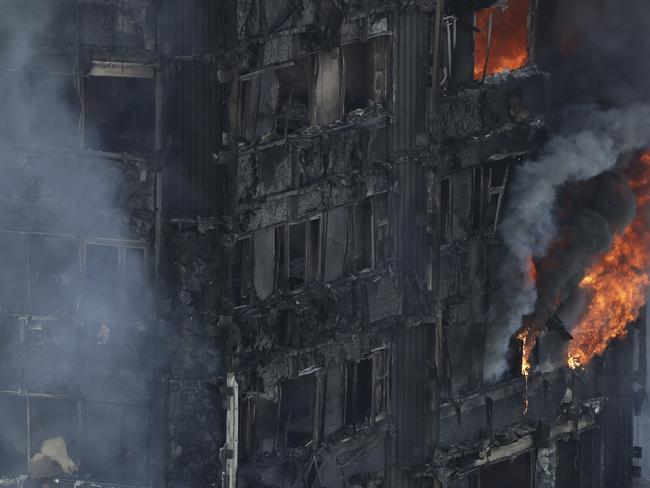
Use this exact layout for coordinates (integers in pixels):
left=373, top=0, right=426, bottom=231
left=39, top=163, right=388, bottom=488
left=0, top=1, right=646, bottom=488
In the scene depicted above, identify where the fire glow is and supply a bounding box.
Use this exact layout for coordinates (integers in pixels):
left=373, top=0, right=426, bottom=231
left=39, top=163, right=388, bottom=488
left=474, top=0, right=529, bottom=80
left=568, top=152, right=650, bottom=369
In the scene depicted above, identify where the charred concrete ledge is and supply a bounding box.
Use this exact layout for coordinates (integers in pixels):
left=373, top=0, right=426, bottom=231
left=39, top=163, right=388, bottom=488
left=235, top=0, right=394, bottom=46
left=438, top=67, right=550, bottom=142
left=236, top=116, right=391, bottom=213
left=231, top=280, right=397, bottom=356
left=238, top=420, right=392, bottom=488
left=429, top=396, right=604, bottom=483
left=232, top=313, right=398, bottom=388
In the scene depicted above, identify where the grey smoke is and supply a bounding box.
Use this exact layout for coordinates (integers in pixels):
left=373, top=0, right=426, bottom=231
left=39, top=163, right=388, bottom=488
left=484, top=103, right=650, bottom=380
left=0, top=1, right=151, bottom=481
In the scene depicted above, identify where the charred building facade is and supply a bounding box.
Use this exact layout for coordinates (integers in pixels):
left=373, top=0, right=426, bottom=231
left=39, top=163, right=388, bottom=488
left=0, top=1, right=648, bottom=488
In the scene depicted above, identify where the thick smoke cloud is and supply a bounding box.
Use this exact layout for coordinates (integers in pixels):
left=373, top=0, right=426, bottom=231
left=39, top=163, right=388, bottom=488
left=485, top=0, right=650, bottom=379
left=485, top=105, right=650, bottom=378
left=0, top=1, right=151, bottom=482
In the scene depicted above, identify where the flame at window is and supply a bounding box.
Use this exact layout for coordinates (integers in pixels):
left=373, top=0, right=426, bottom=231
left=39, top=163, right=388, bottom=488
left=474, top=0, right=530, bottom=80
left=568, top=152, right=650, bottom=369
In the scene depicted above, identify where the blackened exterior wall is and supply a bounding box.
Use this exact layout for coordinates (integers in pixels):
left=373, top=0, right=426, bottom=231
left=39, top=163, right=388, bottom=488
left=0, top=2, right=641, bottom=488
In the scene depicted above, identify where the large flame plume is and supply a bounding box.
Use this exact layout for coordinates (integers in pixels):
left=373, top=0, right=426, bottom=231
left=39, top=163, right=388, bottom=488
left=474, top=0, right=529, bottom=80
left=567, top=152, right=650, bottom=368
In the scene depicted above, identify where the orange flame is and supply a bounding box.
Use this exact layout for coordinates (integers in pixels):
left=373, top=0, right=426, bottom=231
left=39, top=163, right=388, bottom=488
left=527, top=256, right=538, bottom=284
left=474, top=0, right=530, bottom=80
left=568, top=152, right=650, bottom=369
left=517, top=324, right=540, bottom=414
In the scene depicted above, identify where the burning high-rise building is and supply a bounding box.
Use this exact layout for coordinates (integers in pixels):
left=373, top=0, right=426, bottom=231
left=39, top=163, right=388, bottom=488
left=0, top=1, right=647, bottom=488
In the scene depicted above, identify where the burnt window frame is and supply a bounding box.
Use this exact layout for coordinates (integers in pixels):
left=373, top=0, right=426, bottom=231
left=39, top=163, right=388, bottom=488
left=482, top=159, right=511, bottom=234
left=341, top=34, right=392, bottom=114
left=238, top=59, right=313, bottom=146
left=232, top=235, right=253, bottom=307
left=0, top=230, right=149, bottom=319
left=343, top=349, right=392, bottom=429
left=276, top=371, right=319, bottom=451
left=270, top=214, right=323, bottom=293
left=82, top=61, right=157, bottom=154
left=344, top=200, right=374, bottom=274
left=472, top=0, right=533, bottom=82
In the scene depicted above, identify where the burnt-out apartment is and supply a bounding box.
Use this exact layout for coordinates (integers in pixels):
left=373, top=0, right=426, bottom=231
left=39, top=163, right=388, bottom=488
left=0, top=1, right=649, bottom=488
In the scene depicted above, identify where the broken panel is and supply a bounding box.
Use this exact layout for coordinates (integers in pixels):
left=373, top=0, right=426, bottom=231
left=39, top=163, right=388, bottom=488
left=0, top=395, right=27, bottom=476
left=343, top=36, right=389, bottom=112
left=314, top=49, right=342, bottom=126
left=239, top=70, right=279, bottom=144
left=239, top=61, right=311, bottom=145
left=232, top=236, right=253, bottom=306
left=443, top=13, right=475, bottom=87
left=483, top=160, right=510, bottom=233
left=85, top=75, right=155, bottom=154
left=29, top=236, right=79, bottom=316
left=279, top=375, right=315, bottom=449
left=276, top=60, right=311, bottom=137
left=80, top=403, right=148, bottom=484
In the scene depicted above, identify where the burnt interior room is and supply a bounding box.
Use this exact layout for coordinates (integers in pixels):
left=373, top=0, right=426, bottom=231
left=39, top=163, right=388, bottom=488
left=0, top=1, right=649, bottom=488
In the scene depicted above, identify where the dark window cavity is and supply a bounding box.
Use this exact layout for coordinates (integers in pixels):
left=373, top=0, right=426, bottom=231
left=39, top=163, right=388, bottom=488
left=288, top=221, right=307, bottom=290
left=273, top=225, right=287, bottom=292
left=343, top=36, right=389, bottom=112
left=345, top=358, right=373, bottom=426
left=232, top=236, right=253, bottom=306
left=279, top=375, right=315, bottom=449
left=85, top=76, right=155, bottom=154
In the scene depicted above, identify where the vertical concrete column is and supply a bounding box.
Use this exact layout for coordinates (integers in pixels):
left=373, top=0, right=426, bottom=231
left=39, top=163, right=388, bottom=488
left=535, top=443, right=557, bottom=488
